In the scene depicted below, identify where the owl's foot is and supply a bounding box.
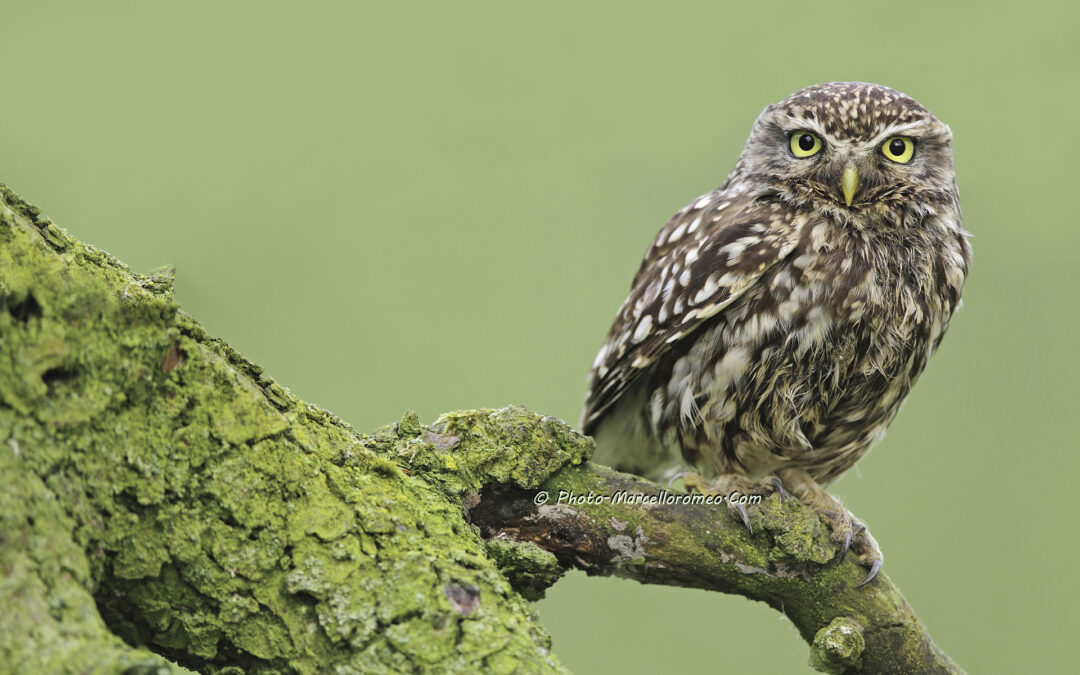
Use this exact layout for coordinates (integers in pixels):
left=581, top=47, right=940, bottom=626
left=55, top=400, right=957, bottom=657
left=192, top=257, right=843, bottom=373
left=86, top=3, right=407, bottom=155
left=681, top=471, right=784, bottom=535
left=775, top=467, right=883, bottom=587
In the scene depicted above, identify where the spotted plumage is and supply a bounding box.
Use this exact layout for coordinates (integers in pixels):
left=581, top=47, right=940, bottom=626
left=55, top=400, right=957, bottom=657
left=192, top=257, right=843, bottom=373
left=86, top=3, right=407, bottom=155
left=582, top=82, right=970, bottom=579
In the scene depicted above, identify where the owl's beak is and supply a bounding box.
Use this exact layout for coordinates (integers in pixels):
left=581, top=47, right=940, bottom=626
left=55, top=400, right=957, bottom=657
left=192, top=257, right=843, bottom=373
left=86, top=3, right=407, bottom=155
left=841, top=164, right=859, bottom=206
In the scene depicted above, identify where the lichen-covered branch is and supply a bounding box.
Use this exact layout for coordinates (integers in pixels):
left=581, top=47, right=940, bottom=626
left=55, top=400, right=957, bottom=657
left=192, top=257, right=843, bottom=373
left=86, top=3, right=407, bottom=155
left=0, top=185, right=579, bottom=673
left=469, top=463, right=963, bottom=674
left=0, top=183, right=962, bottom=674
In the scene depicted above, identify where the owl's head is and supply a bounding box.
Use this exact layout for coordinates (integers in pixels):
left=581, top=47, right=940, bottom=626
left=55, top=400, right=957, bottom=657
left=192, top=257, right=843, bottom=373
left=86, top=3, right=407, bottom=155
left=737, top=82, right=956, bottom=224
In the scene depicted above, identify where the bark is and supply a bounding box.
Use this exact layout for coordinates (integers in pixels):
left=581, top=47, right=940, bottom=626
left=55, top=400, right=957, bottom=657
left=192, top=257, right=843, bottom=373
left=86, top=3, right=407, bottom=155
left=471, top=465, right=962, bottom=675
left=0, top=184, right=962, bottom=674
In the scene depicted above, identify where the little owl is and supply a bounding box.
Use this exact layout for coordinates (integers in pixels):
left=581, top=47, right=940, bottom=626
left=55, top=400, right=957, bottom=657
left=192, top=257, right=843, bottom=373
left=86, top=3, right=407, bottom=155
left=582, top=82, right=970, bottom=584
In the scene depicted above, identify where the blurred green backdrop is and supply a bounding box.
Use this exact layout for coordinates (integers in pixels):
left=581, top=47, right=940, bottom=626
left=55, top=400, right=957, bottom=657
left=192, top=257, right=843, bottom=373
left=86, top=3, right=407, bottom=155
left=2, top=1, right=1076, bottom=672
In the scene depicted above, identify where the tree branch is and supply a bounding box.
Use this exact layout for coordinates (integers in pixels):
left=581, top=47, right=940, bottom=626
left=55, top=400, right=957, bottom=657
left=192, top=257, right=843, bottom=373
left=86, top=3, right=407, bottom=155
left=470, top=463, right=963, bottom=674
left=0, top=184, right=963, bottom=674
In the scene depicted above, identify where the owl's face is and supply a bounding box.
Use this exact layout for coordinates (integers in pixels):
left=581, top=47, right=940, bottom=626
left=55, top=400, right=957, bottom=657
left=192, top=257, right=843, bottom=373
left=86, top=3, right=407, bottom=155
left=737, top=82, right=956, bottom=224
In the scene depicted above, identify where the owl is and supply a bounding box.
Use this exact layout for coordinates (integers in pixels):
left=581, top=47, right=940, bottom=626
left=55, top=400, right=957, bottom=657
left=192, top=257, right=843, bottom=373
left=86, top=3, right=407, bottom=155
left=582, top=82, right=970, bottom=584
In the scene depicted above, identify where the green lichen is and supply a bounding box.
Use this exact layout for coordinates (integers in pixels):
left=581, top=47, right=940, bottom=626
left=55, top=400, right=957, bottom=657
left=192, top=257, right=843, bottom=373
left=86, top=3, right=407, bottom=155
left=0, top=184, right=571, bottom=673
left=384, top=406, right=593, bottom=501
left=0, top=431, right=195, bottom=674
left=485, top=538, right=565, bottom=601
left=754, top=493, right=835, bottom=565
left=810, top=617, right=865, bottom=674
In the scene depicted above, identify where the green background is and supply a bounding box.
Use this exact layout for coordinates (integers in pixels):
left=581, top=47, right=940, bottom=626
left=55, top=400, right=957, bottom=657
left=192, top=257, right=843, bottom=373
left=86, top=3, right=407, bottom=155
left=2, top=2, right=1076, bottom=672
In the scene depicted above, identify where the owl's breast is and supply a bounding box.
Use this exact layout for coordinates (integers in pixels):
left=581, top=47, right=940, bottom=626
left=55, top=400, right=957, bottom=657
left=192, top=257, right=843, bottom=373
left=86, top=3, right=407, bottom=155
left=632, top=211, right=968, bottom=482
left=680, top=215, right=964, bottom=476
left=758, top=215, right=965, bottom=470
left=778, top=212, right=966, bottom=347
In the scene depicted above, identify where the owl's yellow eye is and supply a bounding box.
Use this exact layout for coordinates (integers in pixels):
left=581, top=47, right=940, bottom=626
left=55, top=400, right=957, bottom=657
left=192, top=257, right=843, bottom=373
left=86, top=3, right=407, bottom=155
left=881, top=136, right=915, bottom=163
left=789, top=131, right=822, bottom=158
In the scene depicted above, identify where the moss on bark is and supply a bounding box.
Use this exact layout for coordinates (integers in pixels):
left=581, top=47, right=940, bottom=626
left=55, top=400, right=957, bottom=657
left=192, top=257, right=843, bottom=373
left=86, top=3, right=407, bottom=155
left=0, top=185, right=581, bottom=673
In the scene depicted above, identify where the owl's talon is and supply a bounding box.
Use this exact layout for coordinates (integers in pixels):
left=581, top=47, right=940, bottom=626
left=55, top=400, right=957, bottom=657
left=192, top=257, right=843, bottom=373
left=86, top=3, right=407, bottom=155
left=768, top=476, right=788, bottom=502
left=667, top=470, right=692, bottom=488
left=680, top=471, right=714, bottom=494
left=682, top=472, right=782, bottom=535
left=735, top=502, right=752, bottom=534
left=829, top=514, right=882, bottom=586
left=849, top=524, right=883, bottom=587
left=858, top=558, right=883, bottom=587
left=774, top=468, right=884, bottom=587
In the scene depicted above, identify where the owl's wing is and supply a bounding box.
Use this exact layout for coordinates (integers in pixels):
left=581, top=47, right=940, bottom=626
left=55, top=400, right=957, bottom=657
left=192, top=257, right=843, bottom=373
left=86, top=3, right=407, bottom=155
left=581, top=191, right=805, bottom=433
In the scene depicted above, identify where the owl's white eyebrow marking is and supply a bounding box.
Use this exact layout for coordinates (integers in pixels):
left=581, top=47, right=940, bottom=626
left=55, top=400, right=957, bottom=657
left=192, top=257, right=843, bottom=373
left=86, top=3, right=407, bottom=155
left=866, top=120, right=939, bottom=145
left=778, top=117, right=828, bottom=137
left=780, top=115, right=938, bottom=150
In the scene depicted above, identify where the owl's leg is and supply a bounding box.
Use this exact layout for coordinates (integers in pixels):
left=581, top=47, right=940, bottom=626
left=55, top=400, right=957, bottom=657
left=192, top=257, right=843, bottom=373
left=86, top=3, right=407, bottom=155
left=775, top=467, right=883, bottom=586
left=681, top=471, right=785, bottom=534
